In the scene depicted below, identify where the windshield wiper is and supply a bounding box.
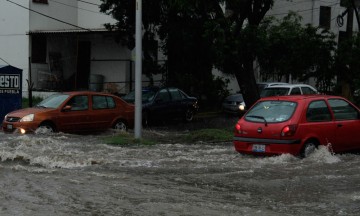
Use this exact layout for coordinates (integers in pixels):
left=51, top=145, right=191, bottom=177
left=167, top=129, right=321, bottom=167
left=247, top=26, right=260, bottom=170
left=247, top=115, right=268, bottom=126
left=35, top=105, right=47, bottom=108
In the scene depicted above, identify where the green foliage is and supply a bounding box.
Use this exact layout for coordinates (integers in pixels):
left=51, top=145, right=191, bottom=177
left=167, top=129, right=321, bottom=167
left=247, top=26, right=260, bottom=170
left=257, top=12, right=337, bottom=93
left=22, top=96, right=43, bottom=108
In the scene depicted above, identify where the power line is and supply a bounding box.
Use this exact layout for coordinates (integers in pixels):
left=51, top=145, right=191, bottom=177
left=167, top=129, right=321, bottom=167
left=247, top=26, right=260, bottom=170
left=77, top=0, right=100, bottom=6
left=0, top=57, right=11, bottom=65
left=6, top=0, right=92, bottom=31
left=49, top=0, right=105, bottom=14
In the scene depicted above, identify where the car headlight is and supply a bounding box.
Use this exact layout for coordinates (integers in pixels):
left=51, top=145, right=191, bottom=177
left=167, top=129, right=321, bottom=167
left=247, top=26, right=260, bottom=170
left=239, top=102, right=246, bottom=111
left=20, top=114, right=34, bottom=122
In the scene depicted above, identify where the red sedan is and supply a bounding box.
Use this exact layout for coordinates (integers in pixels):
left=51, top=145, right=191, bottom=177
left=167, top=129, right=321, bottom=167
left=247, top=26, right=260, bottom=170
left=233, top=95, right=360, bottom=157
left=2, top=91, right=134, bottom=134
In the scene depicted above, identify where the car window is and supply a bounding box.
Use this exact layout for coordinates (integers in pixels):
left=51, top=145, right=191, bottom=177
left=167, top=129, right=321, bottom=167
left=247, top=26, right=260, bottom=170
left=302, top=87, right=317, bottom=94
left=260, top=88, right=290, bottom=97
left=66, top=95, right=88, bottom=111
left=169, top=88, right=183, bottom=101
left=37, top=94, right=69, bottom=108
left=155, top=89, right=170, bottom=102
left=328, top=99, right=359, bottom=120
left=290, top=87, right=301, bottom=95
left=306, top=100, right=331, bottom=122
left=92, top=95, right=115, bottom=109
left=106, top=96, right=116, bottom=108
left=245, top=100, right=297, bottom=123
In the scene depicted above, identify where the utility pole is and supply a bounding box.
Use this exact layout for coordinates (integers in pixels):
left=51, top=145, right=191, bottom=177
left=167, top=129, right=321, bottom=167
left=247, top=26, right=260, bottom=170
left=134, top=0, right=142, bottom=139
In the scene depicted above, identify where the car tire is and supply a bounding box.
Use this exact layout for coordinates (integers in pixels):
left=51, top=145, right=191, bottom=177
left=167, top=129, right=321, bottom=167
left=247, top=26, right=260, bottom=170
left=113, top=120, right=128, bottom=132
left=184, top=108, right=194, bottom=122
left=300, top=142, right=317, bottom=158
left=37, top=122, right=55, bottom=133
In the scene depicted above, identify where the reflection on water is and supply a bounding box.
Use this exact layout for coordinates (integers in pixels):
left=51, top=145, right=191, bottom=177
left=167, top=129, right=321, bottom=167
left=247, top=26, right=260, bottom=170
left=0, top=132, right=359, bottom=216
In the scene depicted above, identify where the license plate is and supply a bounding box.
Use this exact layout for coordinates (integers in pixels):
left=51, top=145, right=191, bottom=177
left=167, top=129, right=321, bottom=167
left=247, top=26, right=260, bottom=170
left=7, top=124, right=13, bottom=130
left=252, top=144, right=266, bottom=153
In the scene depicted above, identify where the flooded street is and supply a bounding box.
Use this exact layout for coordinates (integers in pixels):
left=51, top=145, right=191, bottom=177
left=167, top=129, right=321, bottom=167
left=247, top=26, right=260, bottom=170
left=0, top=131, right=360, bottom=216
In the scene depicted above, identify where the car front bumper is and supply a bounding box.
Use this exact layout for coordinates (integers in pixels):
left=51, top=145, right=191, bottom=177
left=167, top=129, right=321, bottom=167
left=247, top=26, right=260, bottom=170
left=2, top=121, right=40, bottom=133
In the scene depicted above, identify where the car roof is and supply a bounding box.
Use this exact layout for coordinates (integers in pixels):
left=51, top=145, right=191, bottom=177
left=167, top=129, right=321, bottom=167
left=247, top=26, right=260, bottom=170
left=264, top=84, right=316, bottom=89
left=62, top=91, right=118, bottom=97
left=257, top=82, right=288, bottom=85
left=257, top=94, right=343, bottom=102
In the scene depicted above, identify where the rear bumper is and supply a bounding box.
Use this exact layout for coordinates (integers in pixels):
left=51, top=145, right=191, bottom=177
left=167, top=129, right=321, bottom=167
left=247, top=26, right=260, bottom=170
left=233, top=136, right=303, bottom=156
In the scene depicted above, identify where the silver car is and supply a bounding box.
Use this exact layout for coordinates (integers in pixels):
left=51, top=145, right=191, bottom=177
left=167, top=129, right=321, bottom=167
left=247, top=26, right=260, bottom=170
left=221, top=94, right=246, bottom=115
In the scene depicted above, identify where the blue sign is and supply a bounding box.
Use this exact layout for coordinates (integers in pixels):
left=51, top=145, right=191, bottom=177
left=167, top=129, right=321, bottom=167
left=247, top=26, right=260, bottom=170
left=0, top=65, right=22, bottom=123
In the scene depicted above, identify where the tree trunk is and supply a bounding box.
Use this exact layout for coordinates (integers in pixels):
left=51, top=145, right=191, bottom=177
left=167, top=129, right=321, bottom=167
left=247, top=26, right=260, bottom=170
left=235, top=54, right=260, bottom=109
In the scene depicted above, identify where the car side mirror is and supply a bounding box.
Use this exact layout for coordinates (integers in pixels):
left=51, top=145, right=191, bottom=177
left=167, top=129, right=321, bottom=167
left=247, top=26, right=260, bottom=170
left=62, top=105, right=72, bottom=112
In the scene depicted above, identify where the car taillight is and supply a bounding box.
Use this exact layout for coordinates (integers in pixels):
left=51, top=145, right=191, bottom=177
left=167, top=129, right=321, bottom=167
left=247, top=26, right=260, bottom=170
left=281, top=124, right=297, bottom=137
left=235, top=122, right=242, bottom=134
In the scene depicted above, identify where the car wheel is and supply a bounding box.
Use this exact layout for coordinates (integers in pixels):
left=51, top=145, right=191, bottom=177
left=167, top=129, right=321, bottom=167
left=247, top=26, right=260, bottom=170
left=300, top=142, right=317, bottom=158
left=37, top=122, right=55, bottom=134
left=184, top=108, right=194, bottom=122
left=113, top=120, right=128, bottom=132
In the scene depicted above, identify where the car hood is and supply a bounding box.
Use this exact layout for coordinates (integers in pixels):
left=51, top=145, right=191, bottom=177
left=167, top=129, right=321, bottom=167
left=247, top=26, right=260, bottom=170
left=6, top=107, right=54, bottom=118
left=225, top=94, right=243, bottom=102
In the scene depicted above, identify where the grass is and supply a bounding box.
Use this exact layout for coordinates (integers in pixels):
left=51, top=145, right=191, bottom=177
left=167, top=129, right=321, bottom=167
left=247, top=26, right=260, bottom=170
left=104, top=128, right=233, bottom=146
left=184, top=128, right=233, bottom=143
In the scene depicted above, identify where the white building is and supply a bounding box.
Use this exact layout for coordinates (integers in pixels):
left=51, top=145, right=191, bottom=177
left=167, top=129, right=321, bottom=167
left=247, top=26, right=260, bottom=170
left=1, top=0, right=162, bottom=98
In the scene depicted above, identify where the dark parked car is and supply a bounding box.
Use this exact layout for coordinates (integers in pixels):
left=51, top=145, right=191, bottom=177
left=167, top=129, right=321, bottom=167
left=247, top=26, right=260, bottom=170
left=2, top=91, right=134, bottom=134
left=221, top=93, right=246, bottom=115
left=122, top=87, right=199, bottom=125
left=234, top=95, right=360, bottom=158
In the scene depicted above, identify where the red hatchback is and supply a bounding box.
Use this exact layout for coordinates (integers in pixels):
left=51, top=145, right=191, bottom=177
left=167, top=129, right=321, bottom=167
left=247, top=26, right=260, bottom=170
left=233, top=95, right=360, bottom=157
left=2, top=91, right=134, bottom=134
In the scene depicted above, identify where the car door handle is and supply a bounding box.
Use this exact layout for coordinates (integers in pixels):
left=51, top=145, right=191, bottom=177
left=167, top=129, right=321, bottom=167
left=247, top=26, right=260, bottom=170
left=337, top=124, right=343, bottom=127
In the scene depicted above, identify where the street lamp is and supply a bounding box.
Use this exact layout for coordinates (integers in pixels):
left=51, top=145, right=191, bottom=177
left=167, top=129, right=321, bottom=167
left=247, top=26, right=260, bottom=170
left=135, top=0, right=142, bottom=139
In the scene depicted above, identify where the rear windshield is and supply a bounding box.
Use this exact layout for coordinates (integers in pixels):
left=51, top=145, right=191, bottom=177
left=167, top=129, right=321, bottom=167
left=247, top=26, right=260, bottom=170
left=245, top=100, right=297, bottom=123
left=260, top=87, right=290, bottom=97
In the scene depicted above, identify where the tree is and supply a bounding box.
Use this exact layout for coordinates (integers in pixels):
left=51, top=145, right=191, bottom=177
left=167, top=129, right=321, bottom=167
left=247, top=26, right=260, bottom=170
left=100, top=0, right=229, bottom=106
left=257, top=12, right=337, bottom=93
left=205, top=0, right=274, bottom=108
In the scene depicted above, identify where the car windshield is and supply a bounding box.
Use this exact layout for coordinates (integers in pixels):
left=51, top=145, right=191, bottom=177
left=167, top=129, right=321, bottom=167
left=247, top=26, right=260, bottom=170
left=36, top=94, right=70, bottom=108
left=122, top=89, right=157, bottom=103
left=260, top=87, right=290, bottom=97
left=245, top=100, right=297, bottom=123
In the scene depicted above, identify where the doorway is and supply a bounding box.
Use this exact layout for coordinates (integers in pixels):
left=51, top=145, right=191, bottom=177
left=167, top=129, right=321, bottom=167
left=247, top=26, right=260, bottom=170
left=76, top=41, right=91, bottom=90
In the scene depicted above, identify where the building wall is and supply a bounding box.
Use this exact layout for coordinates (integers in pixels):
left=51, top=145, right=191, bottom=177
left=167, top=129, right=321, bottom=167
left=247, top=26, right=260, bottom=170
left=30, top=0, right=78, bottom=31
left=0, top=0, right=29, bottom=96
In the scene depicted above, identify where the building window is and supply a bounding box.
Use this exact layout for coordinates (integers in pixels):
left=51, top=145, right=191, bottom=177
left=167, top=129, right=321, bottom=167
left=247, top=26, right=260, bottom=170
left=319, top=6, right=331, bottom=29
left=33, top=0, right=48, bottom=4
left=31, top=36, right=47, bottom=63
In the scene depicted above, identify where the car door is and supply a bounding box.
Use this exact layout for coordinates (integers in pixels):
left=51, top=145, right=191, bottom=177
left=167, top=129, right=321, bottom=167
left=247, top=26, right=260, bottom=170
left=89, top=95, right=118, bottom=130
left=56, top=95, right=92, bottom=132
left=150, top=88, right=172, bottom=120
left=168, top=88, right=186, bottom=119
left=328, top=98, right=360, bottom=152
left=304, top=100, right=337, bottom=150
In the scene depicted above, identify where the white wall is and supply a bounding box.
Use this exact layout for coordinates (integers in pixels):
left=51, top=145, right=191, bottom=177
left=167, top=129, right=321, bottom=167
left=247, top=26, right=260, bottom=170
left=78, top=0, right=116, bottom=29
left=0, top=0, right=30, bottom=95
left=30, top=0, right=78, bottom=31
